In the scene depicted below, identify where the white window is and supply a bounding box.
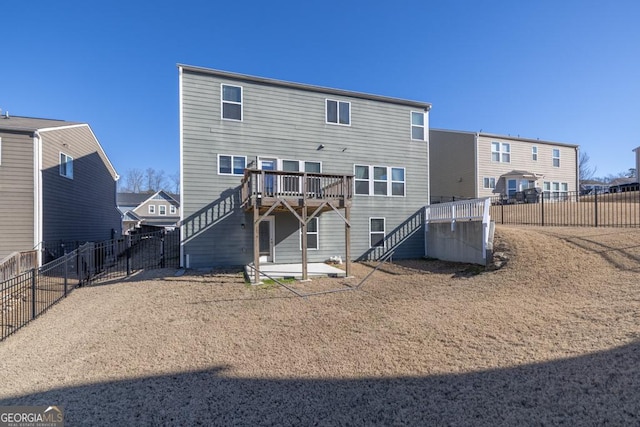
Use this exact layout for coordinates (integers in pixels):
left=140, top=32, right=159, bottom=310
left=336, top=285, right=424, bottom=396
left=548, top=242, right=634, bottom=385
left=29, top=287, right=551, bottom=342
left=369, top=218, right=385, bottom=248
left=354, top=165, right=405, bottom=197
left=221, top=84, right=242, bottom=121
left=218, top=154, right=246, bottom=175
left=300, top=217, right=319, bottom=250
left=354, top=165, right=370, bottom=195
left=326, top=99, right=350, bottom=125
left=483, top=177, right=496, bottom=189
left=491, top=142, right=510, bottom=163
left=373, top=166, right=388, bottom=196
left=411, top=111, right=425, bottom=141
left=552, top=149, right=560, bottom=167
left=59, top=153, right=73, bottom=179
left=159, top=205, right=166, bottom=215
left=148, top=205, right=156, bottom=214
left=391, top=168, right=405, bottom=196
left=170, top=205, right=177, bottom=215
left=532, top=146, right=538, bottom=161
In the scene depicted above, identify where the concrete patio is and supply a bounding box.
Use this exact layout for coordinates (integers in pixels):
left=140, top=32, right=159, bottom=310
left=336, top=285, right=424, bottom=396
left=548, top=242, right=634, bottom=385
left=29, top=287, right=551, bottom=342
left=245, top=262, right=346, bottom=283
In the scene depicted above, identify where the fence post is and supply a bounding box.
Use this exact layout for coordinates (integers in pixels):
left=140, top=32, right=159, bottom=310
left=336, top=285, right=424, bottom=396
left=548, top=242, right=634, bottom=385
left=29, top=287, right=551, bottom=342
left=160, top=229, right=166, bottom=269
left=31, top=268, right=37, bottom=320
left=541, top=192, right=545, bottom=226
left=501, top=200, right=504, bottom=225
left=594, top=189, right=598, bottom=227
left=64, top=254, right=69, bottom=297
left=126, top=234, right=132, bottom=276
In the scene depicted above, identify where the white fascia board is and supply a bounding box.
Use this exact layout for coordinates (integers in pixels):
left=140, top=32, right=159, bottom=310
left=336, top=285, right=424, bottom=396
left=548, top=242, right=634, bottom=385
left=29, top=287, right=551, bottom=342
left=37, top=123, right=120, bottom=180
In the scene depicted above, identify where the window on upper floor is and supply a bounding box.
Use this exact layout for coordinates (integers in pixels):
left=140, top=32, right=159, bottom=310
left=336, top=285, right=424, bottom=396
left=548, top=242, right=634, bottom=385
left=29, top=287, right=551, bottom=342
left=159, top=205, right=166, bottom=215
left=170, top=205, right=177, bottom=215
left=483, top=177, right=496, bottom=189
left=221, top=84, right=242, bottom=121
left=411, top=111, right=425, bottom=141
left=59, top=152, right=73, bottom=179
left=491, top=142, right=510, bottom=163
left=218, top=154, right=246, bottom=175
left=326, top=99, right=350, bottom=125
left=552, top=149, right=560, bottom=167
left=532, top=146, right=538, bottom=161
left=299, top=217, right=319, bottom=250
left=369, top=218, right=386, bottom=248
left=355, top=165, right=405, bottom=196
left=148, top=205, right=156, bottom=214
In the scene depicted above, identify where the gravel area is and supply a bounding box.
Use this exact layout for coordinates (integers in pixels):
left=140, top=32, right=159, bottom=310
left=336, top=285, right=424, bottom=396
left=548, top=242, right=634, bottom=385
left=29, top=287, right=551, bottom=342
left=1, top=225, right=639, bottom=425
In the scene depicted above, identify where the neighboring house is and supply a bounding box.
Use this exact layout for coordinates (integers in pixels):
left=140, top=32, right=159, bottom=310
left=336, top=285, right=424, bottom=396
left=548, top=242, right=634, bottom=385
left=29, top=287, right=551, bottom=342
left=429, top=129, right=579, bottom=202
left=117, top=190, right=180, bottom=234
left=580, top=179, right=608, bottom=195
left=0, top=115, right=121, bottom=263
left=179, top=64, right=431, bottom=271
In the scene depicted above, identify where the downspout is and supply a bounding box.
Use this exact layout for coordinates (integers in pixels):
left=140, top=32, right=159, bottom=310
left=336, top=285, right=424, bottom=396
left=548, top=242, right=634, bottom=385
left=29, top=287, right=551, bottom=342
left=178, top=65, right=185, bottom=268
left=33, top=131, right=43, bottom=266
left=575, top=146, right=580, bottom=192
left=474, top=132, right=479, bottom=198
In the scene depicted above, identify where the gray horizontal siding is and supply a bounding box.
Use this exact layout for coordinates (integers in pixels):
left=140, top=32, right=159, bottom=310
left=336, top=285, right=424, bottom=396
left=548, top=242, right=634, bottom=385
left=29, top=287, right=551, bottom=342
left=181, top=69, right=429, bottom=268
left=0, top=132, right=35, bottom=259
left=41, top=126, right=121, bottom=245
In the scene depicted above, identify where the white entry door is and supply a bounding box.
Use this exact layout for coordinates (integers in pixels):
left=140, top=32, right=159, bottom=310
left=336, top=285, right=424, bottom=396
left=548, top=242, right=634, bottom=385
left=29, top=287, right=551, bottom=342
left=258, top=216, right=275, bottom=262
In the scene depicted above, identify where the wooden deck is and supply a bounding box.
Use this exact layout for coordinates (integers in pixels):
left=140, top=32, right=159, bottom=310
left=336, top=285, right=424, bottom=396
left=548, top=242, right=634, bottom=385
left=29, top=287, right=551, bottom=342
left=240, top=169, right=353, bottom=282
left=241, top=169, right=353, bottom=213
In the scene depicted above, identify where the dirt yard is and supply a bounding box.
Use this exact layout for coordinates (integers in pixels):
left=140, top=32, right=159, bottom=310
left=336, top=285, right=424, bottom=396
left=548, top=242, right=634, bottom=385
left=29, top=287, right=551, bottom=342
left=1, top=225, right=639, bottom=425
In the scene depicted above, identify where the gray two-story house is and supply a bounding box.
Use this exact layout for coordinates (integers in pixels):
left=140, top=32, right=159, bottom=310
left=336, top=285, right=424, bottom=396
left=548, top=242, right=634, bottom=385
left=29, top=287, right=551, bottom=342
left=0, top=115, right=121, bottom=263
left=179, top=65, right=431, bottom=278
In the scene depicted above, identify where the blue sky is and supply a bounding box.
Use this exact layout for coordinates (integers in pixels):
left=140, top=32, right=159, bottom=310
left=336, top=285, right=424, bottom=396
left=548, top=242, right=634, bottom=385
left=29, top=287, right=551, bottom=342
left=2, top=1, right=639, bottom=183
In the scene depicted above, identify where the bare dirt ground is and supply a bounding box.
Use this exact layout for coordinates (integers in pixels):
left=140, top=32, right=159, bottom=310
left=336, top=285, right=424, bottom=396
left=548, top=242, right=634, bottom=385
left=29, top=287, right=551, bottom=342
left=1, top=225, right=639, bottom=425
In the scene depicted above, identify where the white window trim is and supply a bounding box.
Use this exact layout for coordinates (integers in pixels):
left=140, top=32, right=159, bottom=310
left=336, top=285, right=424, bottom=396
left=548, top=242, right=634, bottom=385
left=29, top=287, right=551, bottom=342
left=217, top=154, right=247, bottom=176
left=354, top=165, right=406, bottom=197
left=221, top=84, right=243, bottom=122
left=170, top=205, right=177, bottom=215
left=552, top=149, right=560, bottom=168
left=532, top=146, right=538, bottom=161
left=159, top=205, right=167, bottom=216
left=491, top=142, right=511, bottom=163
left=483, top=177, right=496, bottom=189
left=391, top=167, right=406, bottom=196
left=369, top=217, right=386, bottom=249
left=325, top=99, right=351, bottom=126
left=148, top=205, right=156, bottom=214
left=299, top=217, right=319, bottom=250
left=59, top=152, right=73, bottom=179
left=410, top=111, right=426, bottom=141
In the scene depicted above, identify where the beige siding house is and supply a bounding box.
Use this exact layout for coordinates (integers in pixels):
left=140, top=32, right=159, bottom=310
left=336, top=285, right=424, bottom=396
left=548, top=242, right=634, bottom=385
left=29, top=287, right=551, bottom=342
left=117, top=190, right=180, bottom=234
left=0, top=116, right=121, bottom=263
left=430, top=129, right=579, bottom=202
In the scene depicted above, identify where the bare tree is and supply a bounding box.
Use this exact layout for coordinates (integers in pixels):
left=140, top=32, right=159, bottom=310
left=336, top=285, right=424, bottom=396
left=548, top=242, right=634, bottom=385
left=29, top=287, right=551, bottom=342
left=579, top=151, right=597, bottom=182
left=169, top=171, right=180, bottom=194
left=122, top=168, right=145, bottom=192
left=144, top=168, right=168, bottom=192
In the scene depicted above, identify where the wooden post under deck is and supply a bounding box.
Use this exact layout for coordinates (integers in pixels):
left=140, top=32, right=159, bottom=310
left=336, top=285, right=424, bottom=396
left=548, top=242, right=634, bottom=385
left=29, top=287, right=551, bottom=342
left=301, top=176, right=308, bottom=280
left=253, top=202, right=260, bottom=284
left=345, top=205, right=351, bottom=277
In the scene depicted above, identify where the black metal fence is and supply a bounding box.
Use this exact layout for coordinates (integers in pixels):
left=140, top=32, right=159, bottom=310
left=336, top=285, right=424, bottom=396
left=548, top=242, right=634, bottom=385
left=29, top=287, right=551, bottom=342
left=1, top=229, right=180, bottom=342
left=489, top=189, right=640, bottom=227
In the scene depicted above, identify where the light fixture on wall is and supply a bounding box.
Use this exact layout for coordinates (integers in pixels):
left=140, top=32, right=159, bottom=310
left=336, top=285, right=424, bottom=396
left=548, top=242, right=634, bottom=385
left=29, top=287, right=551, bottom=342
left=241, top=223, right=245, bottom=229
left=317, top=144, right=325, bottom=150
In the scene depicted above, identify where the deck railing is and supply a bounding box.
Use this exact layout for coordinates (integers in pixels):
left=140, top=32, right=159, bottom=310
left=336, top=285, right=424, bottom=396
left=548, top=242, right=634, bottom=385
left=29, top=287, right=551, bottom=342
left=241, top=169, right=353, bottom=206
left=0, top=250, right=38, bottom=282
